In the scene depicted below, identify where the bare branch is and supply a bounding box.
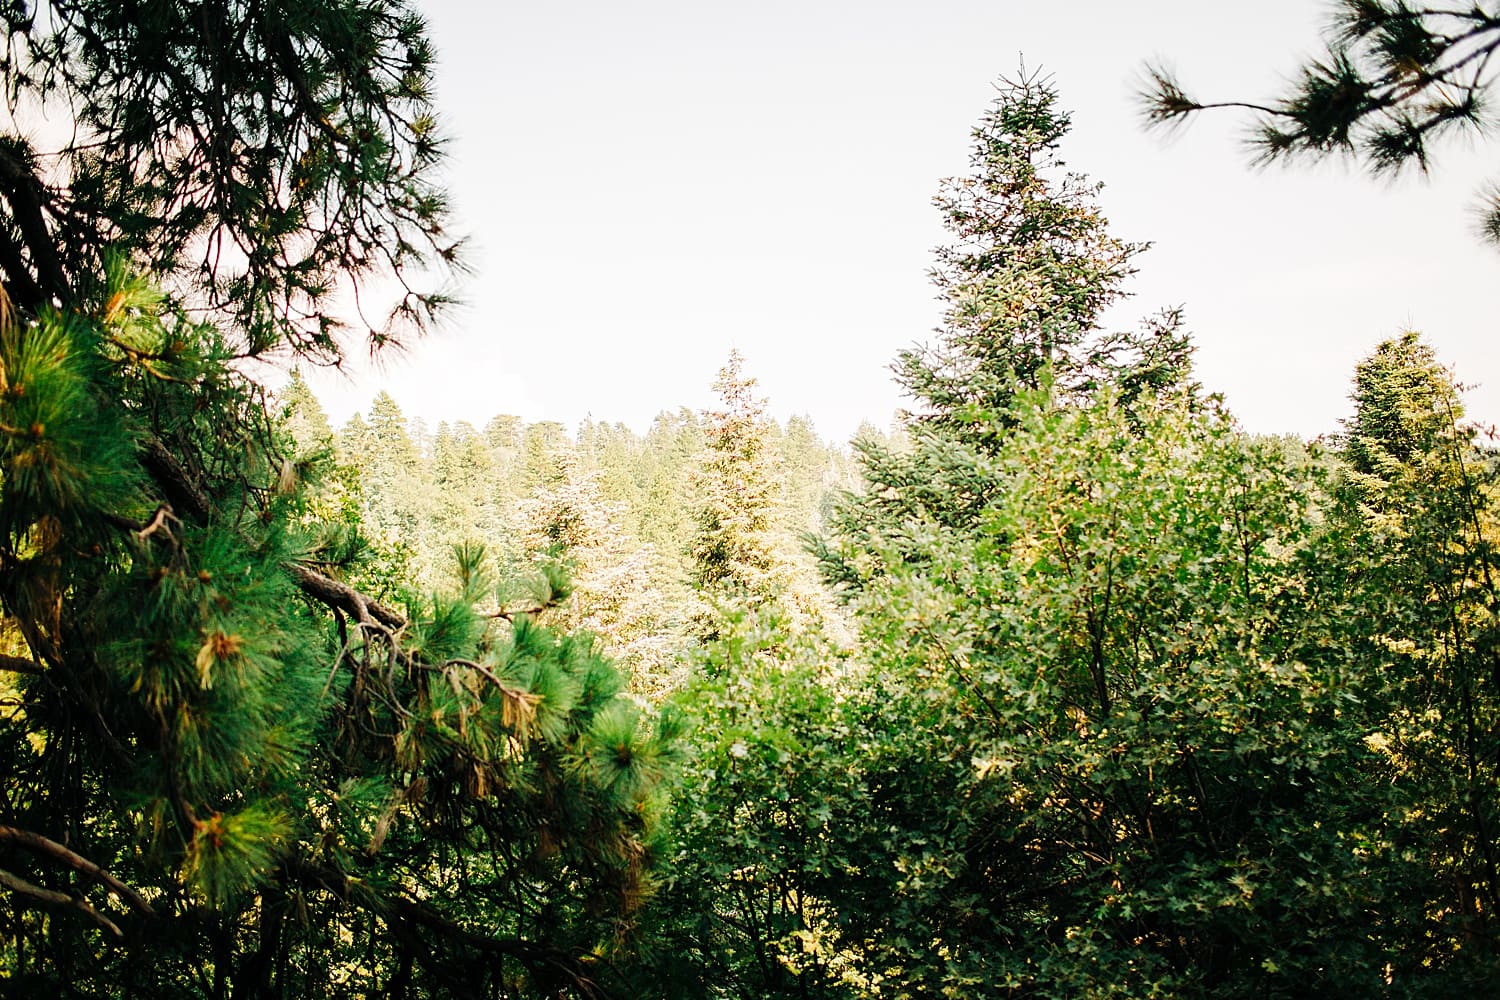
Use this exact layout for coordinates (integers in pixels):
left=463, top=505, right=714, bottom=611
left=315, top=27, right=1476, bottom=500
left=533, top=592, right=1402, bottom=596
left=0, top=651, right=42, bottom=674
left=0, top=867, right=122, bottom=939
left=284, top=562, right=406, bottom=631
left=487, top=602, right=549, bottom=621
left=0, top=825, right=155, bottom=917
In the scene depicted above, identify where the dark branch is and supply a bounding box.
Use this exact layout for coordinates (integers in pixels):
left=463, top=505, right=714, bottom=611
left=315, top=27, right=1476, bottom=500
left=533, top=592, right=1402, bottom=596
left=0, top=824, right=156, bottom=917
left=0, top=141, right=70, bottom=303
left=138, top=438, right=211, bottom=525
left=284, top=561, right=406, bottom=631
left=0, top=651, right=42, bottom=674
left=0, top=867, right=122, bottom=939
left=281, top=857, right=611, bottom=998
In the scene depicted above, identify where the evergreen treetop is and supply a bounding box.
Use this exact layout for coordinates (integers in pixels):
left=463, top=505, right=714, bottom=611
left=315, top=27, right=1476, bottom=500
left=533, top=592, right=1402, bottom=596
left=820, top=71, right=1195, bottom=595
left=899, top=68, right=1194, bottom=437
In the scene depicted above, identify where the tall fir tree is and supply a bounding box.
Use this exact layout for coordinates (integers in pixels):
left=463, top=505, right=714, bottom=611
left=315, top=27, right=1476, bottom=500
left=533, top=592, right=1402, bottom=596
left=689, top=351, right=781, bottom=602
left=900, top=68, right=1193, bottom=433
left=820, top=70, right=1195, bottom=593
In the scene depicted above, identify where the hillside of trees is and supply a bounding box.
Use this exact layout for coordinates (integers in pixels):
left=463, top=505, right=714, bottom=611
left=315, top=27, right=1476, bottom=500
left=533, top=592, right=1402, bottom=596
left=2, top=2, right=1498, bottom=997
left=278, top=351, right=867, bottom=691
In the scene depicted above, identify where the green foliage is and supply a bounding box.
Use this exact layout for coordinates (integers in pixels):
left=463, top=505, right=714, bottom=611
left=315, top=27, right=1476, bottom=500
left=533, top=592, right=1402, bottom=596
left=12, top=16, right=1494, bottom=994
left=636, top=608, right=867, bottom=999
left=1322, top=333, right=1500, bottom=980
left=636, top=365, right=1500, bottom=995
left=0, top=0, right=457, bottom=353
left=751, top=71, right=1500, bottom=998
left=901, top=68, right=1193, bottom=432
left=689, top=352, right=782, bottom=601
left=685, top=352, right=844, bottom=649
left=0, top=3, right=697, bottom=995
left=318, top=356, right=854, bottom=697
left=1343, top=329, right=1465, bottom=480
left=836, top=393, right=1396, bottom=995
left=821, top=71, right=1195, bottom=596
left=0, top=266, right=681, bottom=996
left=516, top=467, right=677, bottom=686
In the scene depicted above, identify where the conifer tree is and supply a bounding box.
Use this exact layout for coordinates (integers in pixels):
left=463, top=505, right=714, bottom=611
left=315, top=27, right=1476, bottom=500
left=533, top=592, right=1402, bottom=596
left=1325, top=333, right=1500, bottom=974
left=639, top=358, right=857, bottom=998
left=349, top=391, right=434, bottom=584
left=689, top=352, right=781, bottom=603
left=900, top=68, right=1193, bottom=432
left=0, top=4, right=676, bottom=995
left=1342, top=330, right=1467, bottom=484
left=636, top=408, right=706, bottom=590
left=685, top=351, right=841, bottom=644
left=279, top=371, right=336, bottom=454
left=0, top=0, right=457, bottom=352
left=519, top=421, right=572, bottom=495
left=820, top=70, right=1195, bottom=592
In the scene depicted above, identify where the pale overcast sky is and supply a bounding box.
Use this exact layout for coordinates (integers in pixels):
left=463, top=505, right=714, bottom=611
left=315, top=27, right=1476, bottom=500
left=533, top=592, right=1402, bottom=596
left=304, top=0, right=1496, bottom=443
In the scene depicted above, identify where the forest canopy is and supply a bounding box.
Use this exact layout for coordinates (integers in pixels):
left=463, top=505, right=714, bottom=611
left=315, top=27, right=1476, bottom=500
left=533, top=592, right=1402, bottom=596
left=0, top=3, right=1496, bottom=999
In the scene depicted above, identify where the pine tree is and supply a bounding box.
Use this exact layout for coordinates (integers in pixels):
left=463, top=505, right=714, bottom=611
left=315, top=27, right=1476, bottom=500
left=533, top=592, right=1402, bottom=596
left=0, top=5, right=676, bottom=994
left=689, top=352, right=781, bottom=601
left=278, top=370, right=335, bottom=454
left=900, top=68, right=1193, bottom=433
left=1343, top=330, right=1466, bottom=483
left=0, top=1, right=457, bottom=353
left=349, top=391, right=434, bottom=586
left=636, top=408, right=705, bottom=590
left=521, top=420, right=573, bottom=494
left=820, top=70, right=1195, bottom=593
left=684, top=350, right=846, bottom=645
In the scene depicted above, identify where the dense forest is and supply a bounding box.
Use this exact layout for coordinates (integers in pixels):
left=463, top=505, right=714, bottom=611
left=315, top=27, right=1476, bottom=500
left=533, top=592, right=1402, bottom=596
left=277, top=352, right=866, bottom=691
left=2, top=1, right=1498, bottom=998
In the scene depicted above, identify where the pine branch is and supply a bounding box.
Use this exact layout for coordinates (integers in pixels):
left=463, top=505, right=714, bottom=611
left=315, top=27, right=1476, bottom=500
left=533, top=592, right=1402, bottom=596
left=137, top=437, right=211, bottom=525
left=284, top=561, right=406, bottom=631
left=0, top=867, right=122, bottom=939
left=0, top=824, right=156, bottom=917
left=131, top=428, right=403, bottom=634
left=0, top=651, right=42, bottom=674
left=0, top=141, right=70, bottom=303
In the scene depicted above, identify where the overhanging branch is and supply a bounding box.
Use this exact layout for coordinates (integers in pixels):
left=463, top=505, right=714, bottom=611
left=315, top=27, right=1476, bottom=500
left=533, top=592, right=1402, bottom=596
left=284, top=561, right=405, bottom=631
left=0, top=867, right=122, bottom=938
left=0, top=824, right=156, bottom=917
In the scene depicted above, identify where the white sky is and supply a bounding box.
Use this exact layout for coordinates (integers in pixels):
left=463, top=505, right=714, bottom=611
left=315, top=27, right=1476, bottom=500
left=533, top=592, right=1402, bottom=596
left=304, top=0, right=1497, bottom=444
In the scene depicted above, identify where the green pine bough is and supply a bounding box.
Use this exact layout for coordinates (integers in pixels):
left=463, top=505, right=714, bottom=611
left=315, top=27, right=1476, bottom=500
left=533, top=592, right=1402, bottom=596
left=0, top=262, right=680, bottom=996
